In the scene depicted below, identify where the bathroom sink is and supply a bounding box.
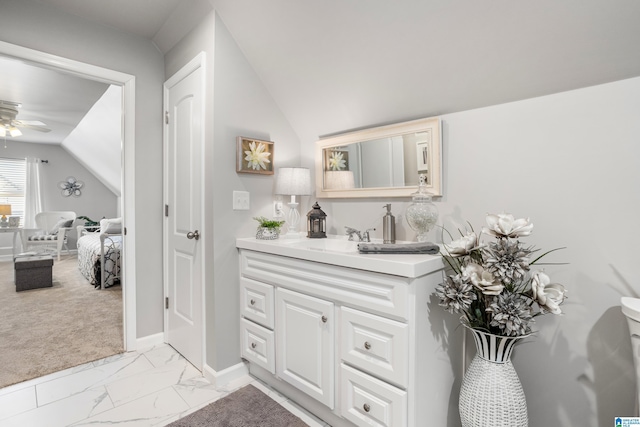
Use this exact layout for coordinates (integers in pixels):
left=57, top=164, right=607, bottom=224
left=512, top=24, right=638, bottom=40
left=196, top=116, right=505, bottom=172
left=283, top=238, right=359, bottom=253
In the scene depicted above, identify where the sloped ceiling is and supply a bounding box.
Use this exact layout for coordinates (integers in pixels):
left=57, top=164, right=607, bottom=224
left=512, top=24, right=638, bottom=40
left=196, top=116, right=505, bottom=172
left=0, top=55, right=109, bottom=144
left=210, top=0, right=640, bottom=143
left=13, top=0, right=640, bottom=147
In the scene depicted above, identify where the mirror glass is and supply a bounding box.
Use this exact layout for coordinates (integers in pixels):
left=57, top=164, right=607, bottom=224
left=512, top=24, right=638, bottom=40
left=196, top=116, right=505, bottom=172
left=315, top=116, right=441, bottom=198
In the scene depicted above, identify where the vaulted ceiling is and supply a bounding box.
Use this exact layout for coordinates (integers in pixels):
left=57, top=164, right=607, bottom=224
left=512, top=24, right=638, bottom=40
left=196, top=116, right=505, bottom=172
left=210, top=0, right=640, bottom=143
left=0, top=55, right=109, bottom=144
left=9, top=0, right=640, bottom=145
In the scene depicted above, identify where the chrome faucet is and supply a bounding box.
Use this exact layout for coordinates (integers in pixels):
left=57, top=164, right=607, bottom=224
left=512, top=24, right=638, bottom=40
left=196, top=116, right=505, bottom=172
left=345, top=226, right=375, bottom=242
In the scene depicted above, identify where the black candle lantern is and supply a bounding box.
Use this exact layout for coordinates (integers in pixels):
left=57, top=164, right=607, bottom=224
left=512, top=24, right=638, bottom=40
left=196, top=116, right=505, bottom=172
left=307, top=202, right=327, bottom=238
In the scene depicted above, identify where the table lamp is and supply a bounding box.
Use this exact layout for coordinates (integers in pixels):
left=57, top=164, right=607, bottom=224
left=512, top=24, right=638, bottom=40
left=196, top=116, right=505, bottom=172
left=0, top=204, right=11, bottom=227
left=275, top=167, right=311, bottom=238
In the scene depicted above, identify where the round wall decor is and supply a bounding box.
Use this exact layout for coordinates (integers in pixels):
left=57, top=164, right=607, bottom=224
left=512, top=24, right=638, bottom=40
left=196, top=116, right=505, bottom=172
left=59, top=176, right=84, bottom=197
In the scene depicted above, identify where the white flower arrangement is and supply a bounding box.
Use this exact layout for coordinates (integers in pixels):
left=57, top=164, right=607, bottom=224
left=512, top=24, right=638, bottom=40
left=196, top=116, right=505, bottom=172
left=244, top=141, right=271, bottom=171
left=435, top=213, right=567, bottom=337
left=328, top=151, right=346, bottom=171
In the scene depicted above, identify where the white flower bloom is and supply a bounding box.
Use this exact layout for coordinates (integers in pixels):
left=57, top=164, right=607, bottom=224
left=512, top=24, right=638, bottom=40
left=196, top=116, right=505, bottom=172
left=328, top=151, right=346, bottom=171
left=462, top=263, right=504, bottom=296
left=483, top=213, right=533, bottom=238
left=531, top=271, right=567, bottom=314
left=444, top=232, right=477, bottom=257
left=244, top=141, right=271, bottom=171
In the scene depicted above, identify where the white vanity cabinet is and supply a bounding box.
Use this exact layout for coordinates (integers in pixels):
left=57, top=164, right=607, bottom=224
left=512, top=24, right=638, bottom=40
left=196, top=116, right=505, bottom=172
left=237, top=237, right=452, bottom=427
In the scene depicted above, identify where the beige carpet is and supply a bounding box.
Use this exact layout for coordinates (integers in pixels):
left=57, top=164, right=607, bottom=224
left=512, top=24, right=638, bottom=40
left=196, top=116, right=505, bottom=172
left=167, top=385, right=309, bottom=426
left=0, top=253, right=124, bottom=389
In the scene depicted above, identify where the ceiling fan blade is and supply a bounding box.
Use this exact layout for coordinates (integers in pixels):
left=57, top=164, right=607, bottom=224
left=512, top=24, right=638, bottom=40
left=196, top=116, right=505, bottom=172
left=16, top=119, right=47, bottom=126
left=13, top=120, right=52, bottom=132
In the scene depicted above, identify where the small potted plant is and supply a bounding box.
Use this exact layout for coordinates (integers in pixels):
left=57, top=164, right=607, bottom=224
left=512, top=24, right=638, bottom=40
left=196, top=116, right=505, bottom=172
left=254, top=216, right=285, bottom=240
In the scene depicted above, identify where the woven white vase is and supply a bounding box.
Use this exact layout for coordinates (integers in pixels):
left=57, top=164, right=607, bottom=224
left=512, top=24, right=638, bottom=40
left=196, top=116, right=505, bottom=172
left=459, top=326, right=529, bottom=427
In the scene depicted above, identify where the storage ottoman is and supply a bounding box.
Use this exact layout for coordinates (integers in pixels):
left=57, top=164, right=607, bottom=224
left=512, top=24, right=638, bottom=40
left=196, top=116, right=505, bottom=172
left=14, top=255, right=54, bottom=291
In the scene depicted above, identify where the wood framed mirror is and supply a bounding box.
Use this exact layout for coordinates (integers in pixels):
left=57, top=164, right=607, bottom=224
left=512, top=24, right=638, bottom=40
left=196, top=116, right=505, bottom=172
left=315, top=116, right=442, bottom=198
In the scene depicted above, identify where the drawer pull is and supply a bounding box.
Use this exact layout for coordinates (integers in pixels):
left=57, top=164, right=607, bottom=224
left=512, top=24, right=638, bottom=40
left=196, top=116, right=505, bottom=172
left=251, top=342, right=257, bottom=349
left=250, top=299, right=256, bottom=305
left=364, top=341, right=371, bottom=350
left=363, top=403, right=371, bottom=413
left=321, top=315, right=328, bottom=323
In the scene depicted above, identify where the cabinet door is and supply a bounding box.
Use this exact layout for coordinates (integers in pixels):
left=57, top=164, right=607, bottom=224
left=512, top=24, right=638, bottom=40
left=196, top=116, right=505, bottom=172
left=276, top=287, right=334, bottom=409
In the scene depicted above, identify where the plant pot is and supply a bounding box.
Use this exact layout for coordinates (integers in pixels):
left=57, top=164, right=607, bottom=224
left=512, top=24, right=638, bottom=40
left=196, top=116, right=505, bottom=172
left=459, top=324, right=529, bottom=427
left=256, top=226, right=280, bottom=240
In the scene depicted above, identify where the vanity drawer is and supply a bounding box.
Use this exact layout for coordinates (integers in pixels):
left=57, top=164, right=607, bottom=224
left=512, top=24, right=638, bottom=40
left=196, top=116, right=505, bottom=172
left=340, top=364, right=407, bottom=427
left=340, top=306, right=408, bottom=388
left=241, top=318, right=275, bottom=374
left=240, top=277, right=274, bottom=329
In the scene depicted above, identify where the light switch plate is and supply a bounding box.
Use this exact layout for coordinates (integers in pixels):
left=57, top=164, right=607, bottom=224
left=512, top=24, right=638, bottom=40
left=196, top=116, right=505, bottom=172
left=233, top=191, right=250, bottom=210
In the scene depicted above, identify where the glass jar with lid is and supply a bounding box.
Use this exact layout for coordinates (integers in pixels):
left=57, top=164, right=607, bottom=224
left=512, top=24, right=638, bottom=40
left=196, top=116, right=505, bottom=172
left=405, top=174, right=439, bottom=242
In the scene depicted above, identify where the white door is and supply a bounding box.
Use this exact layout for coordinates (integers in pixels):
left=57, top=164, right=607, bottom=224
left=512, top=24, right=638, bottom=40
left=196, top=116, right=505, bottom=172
left=164, top=54, right=205, bottom=370
left=276, top=287, right=335, bottom=409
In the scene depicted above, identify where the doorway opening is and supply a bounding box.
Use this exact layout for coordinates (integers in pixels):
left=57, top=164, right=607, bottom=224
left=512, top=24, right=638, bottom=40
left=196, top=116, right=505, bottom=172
left=0, top=42, right=137, bottom=384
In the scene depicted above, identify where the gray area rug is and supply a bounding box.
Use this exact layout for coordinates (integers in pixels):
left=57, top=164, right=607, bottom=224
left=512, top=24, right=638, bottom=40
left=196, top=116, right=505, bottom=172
left=0, top=254, right=123, bottom=388
left=167, top=384, right=309, bottom=427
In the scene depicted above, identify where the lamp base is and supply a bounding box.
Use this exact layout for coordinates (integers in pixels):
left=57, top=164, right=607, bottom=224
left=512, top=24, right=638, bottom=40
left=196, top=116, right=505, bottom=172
left=284, top=201, right=303, bottom=239
left=0, top=216, right=7, bottom=228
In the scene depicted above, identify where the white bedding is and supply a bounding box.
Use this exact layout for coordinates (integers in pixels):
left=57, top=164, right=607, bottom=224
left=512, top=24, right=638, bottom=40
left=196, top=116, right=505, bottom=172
left=77, top=232, right=122, bottom=288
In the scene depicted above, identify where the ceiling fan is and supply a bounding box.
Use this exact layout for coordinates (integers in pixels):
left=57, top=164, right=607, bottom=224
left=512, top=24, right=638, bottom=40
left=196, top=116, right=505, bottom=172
left=0, top=100, right=51, bottom=137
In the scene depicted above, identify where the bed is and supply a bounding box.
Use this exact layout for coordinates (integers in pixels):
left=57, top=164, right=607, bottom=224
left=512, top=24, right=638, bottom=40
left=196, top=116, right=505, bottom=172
left=77, top=218, right=122, bottom=289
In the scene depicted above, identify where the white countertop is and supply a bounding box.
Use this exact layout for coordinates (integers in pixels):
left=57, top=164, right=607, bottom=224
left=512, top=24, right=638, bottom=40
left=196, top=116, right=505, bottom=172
left=236, top=234, right=445, bottom=278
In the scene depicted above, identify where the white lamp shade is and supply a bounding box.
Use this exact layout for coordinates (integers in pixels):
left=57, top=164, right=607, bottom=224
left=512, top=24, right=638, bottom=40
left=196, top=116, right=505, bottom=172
left=275, top=167, right=311, bottom=196
left=324, top=171, right=355, bottom=190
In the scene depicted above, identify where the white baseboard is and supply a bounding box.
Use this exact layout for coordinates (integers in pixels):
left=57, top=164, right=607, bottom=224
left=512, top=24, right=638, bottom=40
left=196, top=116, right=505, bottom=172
left=135, top=332, right=165, bottom=351
left=203, top=361, right=248, bottom=388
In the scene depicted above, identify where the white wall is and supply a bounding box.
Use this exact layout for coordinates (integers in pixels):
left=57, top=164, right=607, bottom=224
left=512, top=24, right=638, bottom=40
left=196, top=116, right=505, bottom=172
left=307, top=77, right=640, bottom=426
left=164, top=12, right=301, bottom=372
left=0, top=0, right=166, bottom=338
left=62, top=85, right=122, bottom=197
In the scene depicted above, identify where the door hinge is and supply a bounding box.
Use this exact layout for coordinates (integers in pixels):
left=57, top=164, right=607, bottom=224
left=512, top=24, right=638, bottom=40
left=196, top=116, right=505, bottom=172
left=165, top=204, right=169, bottom=217
left=165, top=297, right=169, bottom=309
left=165, top=111, right=169, bottom=124
left=124, top=227, right=127, bottom=236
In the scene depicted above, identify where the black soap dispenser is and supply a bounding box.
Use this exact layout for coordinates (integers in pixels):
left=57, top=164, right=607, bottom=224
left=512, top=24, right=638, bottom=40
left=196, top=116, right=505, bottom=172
left=382, top=204, right=396, bottom=244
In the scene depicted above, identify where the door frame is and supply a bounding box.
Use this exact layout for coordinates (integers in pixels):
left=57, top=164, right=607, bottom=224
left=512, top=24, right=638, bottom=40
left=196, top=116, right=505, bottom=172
left=0, top=41, right=137, bottom=350
left=162, top=52, right=207, bottom=369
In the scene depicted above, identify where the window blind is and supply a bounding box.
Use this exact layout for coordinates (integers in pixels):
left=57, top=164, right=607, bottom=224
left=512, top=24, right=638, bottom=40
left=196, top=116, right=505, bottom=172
left=0, top=157, right=26, bottom=221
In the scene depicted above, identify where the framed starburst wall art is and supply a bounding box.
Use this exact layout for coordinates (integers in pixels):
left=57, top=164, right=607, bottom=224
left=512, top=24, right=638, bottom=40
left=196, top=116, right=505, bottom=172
left=236, top=137, right=275, bottom=175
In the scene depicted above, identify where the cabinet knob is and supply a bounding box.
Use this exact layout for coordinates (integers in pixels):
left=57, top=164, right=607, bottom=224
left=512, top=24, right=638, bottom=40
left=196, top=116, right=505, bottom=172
left=363, top=403, right=371, bottom=413
left=364, top=341, right=371, bottom=350
left=251, top=342, right=257, bottom=349
left=321, top=315, right=328, bottom=323
left=250, top=299, right=256, bottom=306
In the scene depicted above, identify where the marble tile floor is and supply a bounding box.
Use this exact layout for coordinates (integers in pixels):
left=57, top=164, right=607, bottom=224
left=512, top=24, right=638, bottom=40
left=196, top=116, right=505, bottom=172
left=0, top=343, right=329, bottom=427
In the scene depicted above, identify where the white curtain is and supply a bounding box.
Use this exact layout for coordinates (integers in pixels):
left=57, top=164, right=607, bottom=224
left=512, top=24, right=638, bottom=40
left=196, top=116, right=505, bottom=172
left=24, top=157, right=43, bottom=229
